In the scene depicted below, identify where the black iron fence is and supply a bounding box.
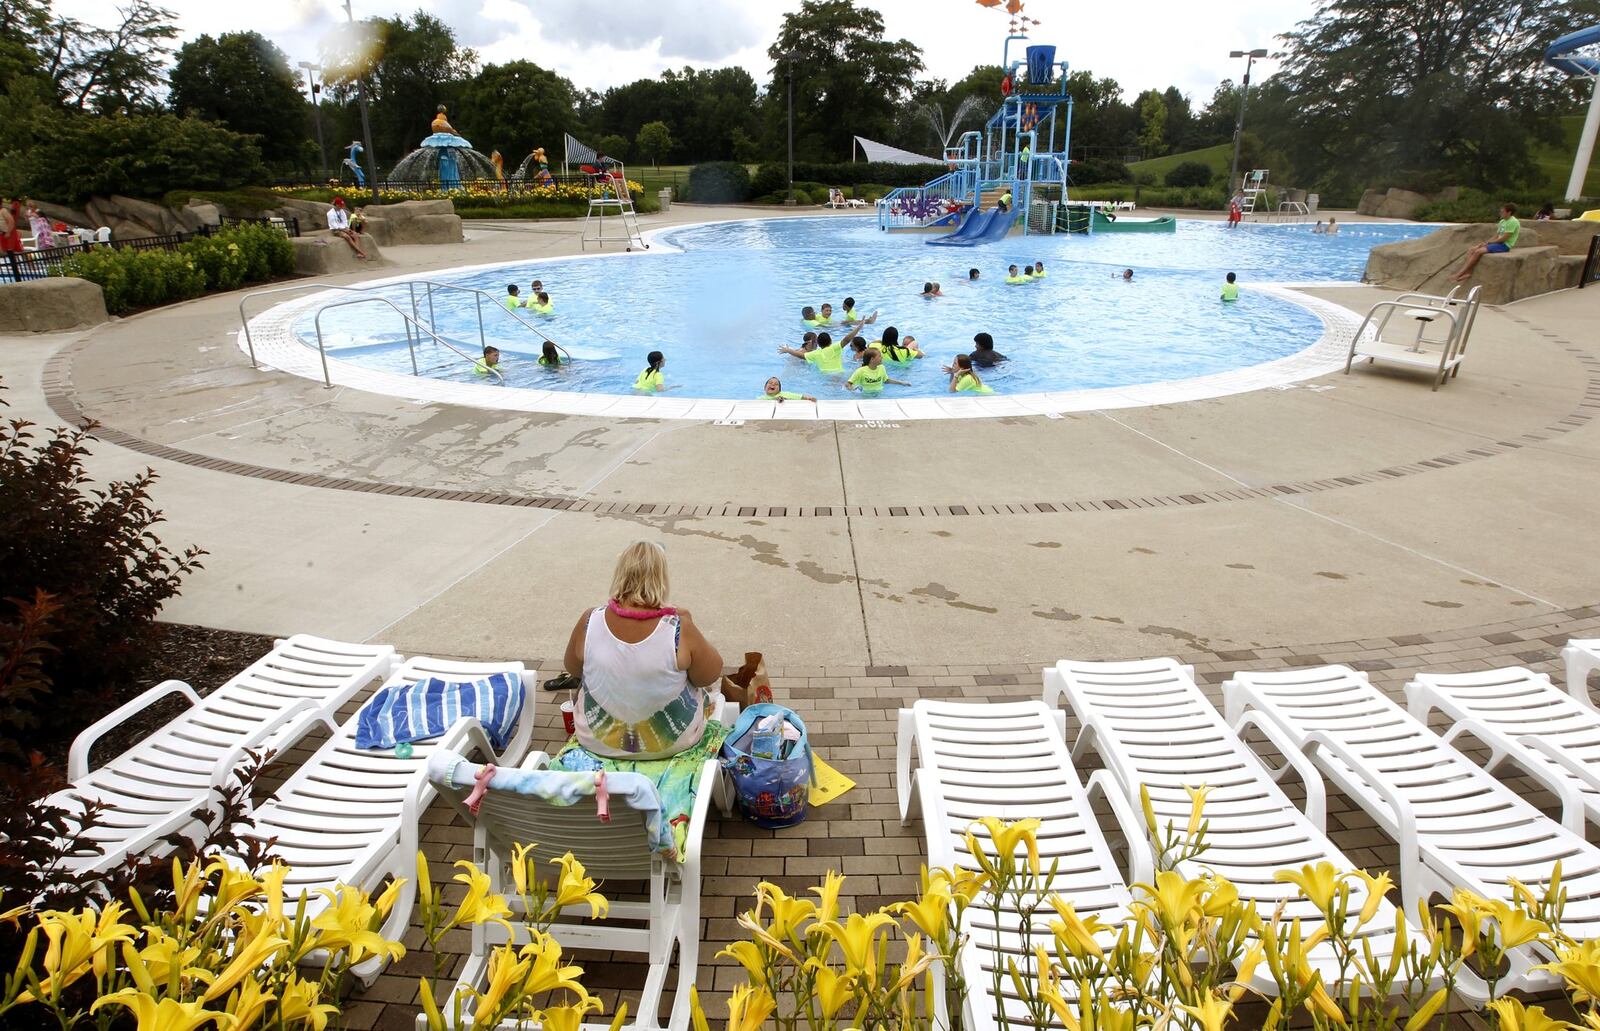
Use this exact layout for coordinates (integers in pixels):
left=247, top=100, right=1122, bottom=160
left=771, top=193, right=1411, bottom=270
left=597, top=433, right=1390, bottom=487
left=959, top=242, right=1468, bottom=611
left=3, top=217, right=299, bottom=284
left=1584, top=234, right=1600, bottom=289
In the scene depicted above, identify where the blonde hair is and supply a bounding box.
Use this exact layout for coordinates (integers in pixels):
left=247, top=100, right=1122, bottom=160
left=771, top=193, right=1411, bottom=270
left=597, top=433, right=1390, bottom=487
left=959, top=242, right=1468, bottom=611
left=609, top=541, right=669, bottom=608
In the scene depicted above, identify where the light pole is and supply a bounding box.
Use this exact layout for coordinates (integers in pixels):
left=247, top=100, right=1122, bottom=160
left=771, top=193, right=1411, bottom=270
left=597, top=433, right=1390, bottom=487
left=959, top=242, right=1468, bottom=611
left=781, top=51, right=797, bottom=206
left=1226, top=48, right=1268, bottom=195
left=298, top=61, right=328, bottom=181
left=343, top=0, right=380, bottom=202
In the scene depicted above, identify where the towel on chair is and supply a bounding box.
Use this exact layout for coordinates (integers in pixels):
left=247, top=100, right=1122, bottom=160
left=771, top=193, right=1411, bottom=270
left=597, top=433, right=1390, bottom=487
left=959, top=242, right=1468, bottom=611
left=356, top=672, right=524, bottom=752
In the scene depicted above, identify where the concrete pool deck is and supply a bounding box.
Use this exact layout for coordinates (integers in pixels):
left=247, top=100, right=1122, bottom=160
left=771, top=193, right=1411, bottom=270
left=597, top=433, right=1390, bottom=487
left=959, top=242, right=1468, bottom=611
left=3, top=204, right=1599, bottom=1024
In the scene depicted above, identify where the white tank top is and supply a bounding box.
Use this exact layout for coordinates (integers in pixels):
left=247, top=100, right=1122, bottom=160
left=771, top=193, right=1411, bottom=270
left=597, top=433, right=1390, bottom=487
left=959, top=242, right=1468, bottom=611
left=574, top=607, right=708, bottom=759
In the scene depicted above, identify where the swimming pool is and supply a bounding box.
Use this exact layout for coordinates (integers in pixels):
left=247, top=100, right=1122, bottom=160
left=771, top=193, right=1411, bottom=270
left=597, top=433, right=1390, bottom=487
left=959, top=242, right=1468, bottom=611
left=269, top=216, right=1433, bottom=412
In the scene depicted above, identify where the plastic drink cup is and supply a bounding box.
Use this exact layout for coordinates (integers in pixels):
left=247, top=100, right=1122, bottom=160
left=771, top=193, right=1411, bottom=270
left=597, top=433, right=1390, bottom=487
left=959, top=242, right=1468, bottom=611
left=560, top=699, right=575, bottom=736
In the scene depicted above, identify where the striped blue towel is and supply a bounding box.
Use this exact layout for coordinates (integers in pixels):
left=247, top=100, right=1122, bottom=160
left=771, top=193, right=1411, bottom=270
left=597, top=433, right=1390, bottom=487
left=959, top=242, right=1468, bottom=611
left=355, top=672, right=525, bottom=752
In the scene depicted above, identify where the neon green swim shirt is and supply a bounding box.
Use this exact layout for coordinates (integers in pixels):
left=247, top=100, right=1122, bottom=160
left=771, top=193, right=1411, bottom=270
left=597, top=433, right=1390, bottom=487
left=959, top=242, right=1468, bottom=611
left=633, top=369, right=664, bottom=391
left=847, top=365, right=890, bottom=391
left=762, top=391, right=804, bottom=400
left=805, top=343, right=844, bottom=373
left=955, top=373, right=993, bottom=394
left=1497, top=216, right=1520, bottom=248
left=1221, top=283, right=1240, bottom=301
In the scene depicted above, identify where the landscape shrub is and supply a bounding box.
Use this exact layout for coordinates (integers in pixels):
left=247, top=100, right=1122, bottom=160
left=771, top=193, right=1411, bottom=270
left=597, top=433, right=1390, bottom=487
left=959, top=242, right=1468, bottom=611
left=686, top=161, right=751, bottom=203
left=24, top=113, right=266, bottom=205
left=1069, top=157, right=1133, bottom=184
left=58, top=224, right=291, bottom=314
left=750, top=162, right=787, bottom=198
left=0, top=377, right=205, bottom=755
left=1415, top=187, right=1596, bottom=223
left=1164, top=160, right=1215, bottom=188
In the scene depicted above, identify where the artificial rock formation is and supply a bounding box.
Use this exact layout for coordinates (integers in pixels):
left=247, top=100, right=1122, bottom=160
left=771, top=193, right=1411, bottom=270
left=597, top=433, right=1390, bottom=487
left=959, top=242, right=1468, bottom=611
left=291, top=233, right=388, bottom=275
left=1365, top=221, right=1597, bottom=304
left=0, top=277, right=109, bottom=332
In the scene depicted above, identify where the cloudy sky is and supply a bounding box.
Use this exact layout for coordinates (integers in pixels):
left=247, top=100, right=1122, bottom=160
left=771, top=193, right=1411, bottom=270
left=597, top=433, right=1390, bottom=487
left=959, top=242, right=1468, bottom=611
left=52, top=0, right=1314, bottom=102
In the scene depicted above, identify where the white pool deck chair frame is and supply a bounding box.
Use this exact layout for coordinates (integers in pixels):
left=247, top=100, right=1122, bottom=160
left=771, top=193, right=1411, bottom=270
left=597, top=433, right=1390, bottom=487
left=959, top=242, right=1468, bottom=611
left=423, top=697, right=736, bottom=1031
left=232, top=655, right=536, bottom=985
left=1405, top=665, right=1600, bottom=835
left=1566, top=639, right=1600, bottom=704
left=1345, top=286, right=1481, bottom=390
left=1042, top=657, right=1457, bottom=996
left=52, top=634, right=396, bottom=876
left=1223, top=664, right=1600, bottom=990
left=895, top=699, right=1149, bottom=1031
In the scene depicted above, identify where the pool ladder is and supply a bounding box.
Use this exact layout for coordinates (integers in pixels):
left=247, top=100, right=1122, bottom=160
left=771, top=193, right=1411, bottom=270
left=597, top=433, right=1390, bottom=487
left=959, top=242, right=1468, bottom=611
left=239, top=280, right=572, bottom=388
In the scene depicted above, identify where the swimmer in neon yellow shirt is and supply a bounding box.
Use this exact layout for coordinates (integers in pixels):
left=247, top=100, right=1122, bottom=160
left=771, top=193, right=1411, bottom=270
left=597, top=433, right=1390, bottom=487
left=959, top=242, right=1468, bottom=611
left=1221, top=271, right=1240, bottom=301
left=528, top=291, right=553, bottom=314
left=840, top=297, right=866, bottom=324
left=633, top=350, right=671, bottom=391
left=762, top=376, right=816, bottom=402
left=777, top=312, right=876, bottom=372
left=948, top=354, right=994, bottom=394
left=845, top=350, right=909, bottom=393
left=538, top=341, right=567, bottom=367
left=1031, top=261, right=1046, bottom=279
left=1005, top=264, right=1027, bottom=285
left=800, top=304, right=835, bottom=328
left=501, top=284, right=523, bottom=310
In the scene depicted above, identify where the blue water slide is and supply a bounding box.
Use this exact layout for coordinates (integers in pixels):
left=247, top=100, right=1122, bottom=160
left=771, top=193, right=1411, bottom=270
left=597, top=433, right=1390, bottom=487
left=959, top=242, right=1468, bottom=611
left=926, top=208, right=996, bottom=245
left=926, top=208, right=1017, bottom=247
left=1547, top=25, right=1600, bottom=75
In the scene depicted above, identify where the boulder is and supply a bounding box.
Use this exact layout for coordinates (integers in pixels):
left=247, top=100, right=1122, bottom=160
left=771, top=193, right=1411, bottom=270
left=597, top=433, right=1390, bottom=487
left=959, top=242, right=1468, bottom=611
left=1357, top=188, right=1386, bottom=216
left=358, top=199, right=463, bottom=246
left=0, top=277, right=109, bottom=332
left=179, top=202, right=223, bottom=232
left=1373, top=188, right=1431, bottom=220
left=291, top=232, right=387, bottom=275
left=1364, top=221, right=1590, bottom=304
left=266, top=197, right=333, bottom=232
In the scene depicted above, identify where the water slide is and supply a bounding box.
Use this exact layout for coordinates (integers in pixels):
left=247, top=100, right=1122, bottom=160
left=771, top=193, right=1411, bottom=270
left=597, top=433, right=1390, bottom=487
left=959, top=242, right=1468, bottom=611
left=1547, top=25, right=1600, bottom=201
left=926, top=207, right=1018, bottom=246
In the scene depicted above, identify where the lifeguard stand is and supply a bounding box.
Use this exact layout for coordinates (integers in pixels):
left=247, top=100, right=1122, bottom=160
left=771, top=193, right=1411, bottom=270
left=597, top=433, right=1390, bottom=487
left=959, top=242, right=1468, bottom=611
left=580, top=161, right=648, bottom=251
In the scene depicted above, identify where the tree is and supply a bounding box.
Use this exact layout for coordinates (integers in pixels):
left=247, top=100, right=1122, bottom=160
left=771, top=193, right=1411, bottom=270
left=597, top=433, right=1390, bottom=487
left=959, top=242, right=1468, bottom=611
left=451, top=60, right=579, bottom=168
left=0, top=0, right=51, bottom=88
left=169, top=32, right=306, bottom=165
left=1136, top=89, right=1166, bottom=155
left=41, top=0, right=179, bottom=114
left=23, top=112, right=265, bottom=203
left=586, top=66, right=760, bottom=163
left=594, top=133, right=629, bottom=163
left=635, top=120, right=672, bottom=166
left=763, top=0, right=923, bottom=161
left=1275, top=0, right=1600, bottom=197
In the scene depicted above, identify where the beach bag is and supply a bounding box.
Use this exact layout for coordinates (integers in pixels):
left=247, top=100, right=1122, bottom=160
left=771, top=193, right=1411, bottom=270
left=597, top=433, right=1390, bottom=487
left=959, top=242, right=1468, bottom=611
left=719, top=703, right=814, bottom=828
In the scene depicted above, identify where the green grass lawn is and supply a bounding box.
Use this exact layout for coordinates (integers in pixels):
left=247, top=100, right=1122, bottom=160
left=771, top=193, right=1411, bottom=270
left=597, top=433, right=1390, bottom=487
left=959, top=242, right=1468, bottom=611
left=1534, top=114, right=1600, bottom=199
left=1127, top=144, right=1233, bottom=182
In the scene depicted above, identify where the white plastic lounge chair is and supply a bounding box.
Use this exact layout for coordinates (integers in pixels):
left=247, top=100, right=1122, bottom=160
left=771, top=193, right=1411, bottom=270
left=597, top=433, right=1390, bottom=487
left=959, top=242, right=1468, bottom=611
left=1043, top=658, right=1469, bottom=997
left=1406, top=666, right=1600, bottom=834
left=50, top=634, right=396, bottom=875
left=1564, top=639, right=1600, bottom=705
left=896, top=699, right=1147, bottom=1031
left=1344, top=286, right=1481, bottom=390
left=826, top=188, right=847, bottom=208
left=422, top=696, right=736, bottom=1031
left=1224, top=664, right=1600, bottom=989
left=233, top=655, right=535, bottom=985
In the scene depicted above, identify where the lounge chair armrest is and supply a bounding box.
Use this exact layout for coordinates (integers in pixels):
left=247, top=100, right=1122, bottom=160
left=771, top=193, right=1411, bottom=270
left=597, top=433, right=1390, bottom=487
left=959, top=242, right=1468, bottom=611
left=1085, top=769, right=1155, bottom=884
left=1300, top=729, right=1423, bottom=912
left=1513, top=734, right=1597, bottom=834
left=208, top=698, right=336, bottom=793
left=437, top=717, right=502, bottom=763
left=69, top=679, right=202, bottom=781
left=1231, top=710, right=1328, bottom=831
left=679, top=759, right=720, bottom=877
left=516, top=750, right=552, bottom=771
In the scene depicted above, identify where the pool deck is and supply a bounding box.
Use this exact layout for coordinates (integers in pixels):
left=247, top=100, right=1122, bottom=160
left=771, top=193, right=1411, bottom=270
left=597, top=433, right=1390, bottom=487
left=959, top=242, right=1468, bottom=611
left=4, top=203, right=1599, bottom=1025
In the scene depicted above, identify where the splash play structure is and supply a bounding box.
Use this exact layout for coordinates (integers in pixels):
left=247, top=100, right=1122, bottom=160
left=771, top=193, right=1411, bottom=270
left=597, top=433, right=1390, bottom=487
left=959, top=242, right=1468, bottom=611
left=878, top=29, right=1174, bottom=243
left=1547, top=25, right=1600, bottom=202
left=387, top=106, right=498, bottom=189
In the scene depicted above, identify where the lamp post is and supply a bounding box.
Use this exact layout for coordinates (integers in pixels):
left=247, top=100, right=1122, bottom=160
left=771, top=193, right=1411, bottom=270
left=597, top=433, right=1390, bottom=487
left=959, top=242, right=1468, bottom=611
left=343, top=0, right=380, bottom=202
left=1226, top=48, right=1269, bottom=195
left=298, top=61, right=328, bottom=181
left=780, top=51, right=797, bottom=206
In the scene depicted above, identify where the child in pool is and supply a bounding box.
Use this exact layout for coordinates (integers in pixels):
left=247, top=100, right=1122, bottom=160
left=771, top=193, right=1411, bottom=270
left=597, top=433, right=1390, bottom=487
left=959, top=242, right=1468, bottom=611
left=762, top=376, right=816, bottom=402
left=1114, top=268, right=1133, bottom=280
left=968, top=268, right=980, bottom=281
left=841, top=297, right=866, bottom=324
left=948, top=354, right=993, bottom=394
left=633, top=350, right=671, bottom=391
left=502, top=284, right=522, bottom=310
left=849, top=338, right=880, bottom=364
left=776, top=313, right=876, bottom=371
left=1032, top=261, right=1046, bottom=279
left=845, top=350, right=910, bottom=392
left=538, top=341, right=566, bottom=367
left=919, top=282, right=943, bottom=297
left=878, top=326, right=922, bottom=364
left=1221, top=272, right=1240, bottom=302
left=475, top=346, right=501, bottom=375
left=1005, top=264, right=1027, bottom=284
left=529, top=291, right=553, bottom=314
left=817, top=303, right=836, bottom=325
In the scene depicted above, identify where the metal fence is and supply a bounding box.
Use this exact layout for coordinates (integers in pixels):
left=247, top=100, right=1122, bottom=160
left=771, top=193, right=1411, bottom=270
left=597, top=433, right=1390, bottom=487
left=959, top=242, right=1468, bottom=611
left=2, top=217, right=299, bottom=284
left=1584, top=234, right=1600, bottom=290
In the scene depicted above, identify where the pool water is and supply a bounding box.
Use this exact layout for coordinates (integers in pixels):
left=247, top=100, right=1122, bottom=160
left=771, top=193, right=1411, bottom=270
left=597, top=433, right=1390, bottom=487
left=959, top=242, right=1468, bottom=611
left=300, top=217, right=1432, bottom=400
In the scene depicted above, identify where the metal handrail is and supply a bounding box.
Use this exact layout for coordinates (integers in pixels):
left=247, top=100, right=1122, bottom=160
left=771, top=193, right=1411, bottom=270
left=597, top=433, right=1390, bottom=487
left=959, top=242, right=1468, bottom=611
left=312, top=295, right=503, bottom=387
left=401, top=279, right=573, bottom=359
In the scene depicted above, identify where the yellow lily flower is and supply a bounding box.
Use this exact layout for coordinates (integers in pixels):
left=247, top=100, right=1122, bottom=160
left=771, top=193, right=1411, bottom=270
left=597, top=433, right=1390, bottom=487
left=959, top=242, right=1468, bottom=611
left=91, top=989, right=232, bottom=1031
left=469, top=943, right=531, bottom=1029
left=1202, top=876, right=1240, bottom=918
left=893, top=933, right=937, bottom=992
left=1486, top=998, right=1576, bottom=1031
left=550, top=854, right=608, bottom=919
left=1480, top=898, right=1548, bottom=950
left=936, top=865, right=989, bottom=907
left=727, top=984, right=777, bottom=1031
left=517, top=933, right=589, bottom=998
left=719, top=940, right=768, bottom=983
left=819, top=912, right=897, bottom=981
left=1184, top=784, right=1211, bottom=837
left=892, top=884, right=951, bottom=940
left=201, top=929, right=287, bottom=1002
left=538, top=998, right=604, bottom=1031
left=1133, top=870, right=1206, bottom=934
left=753, top=883, right=815, bottom=944
left=207, top=861, right=263, bottom=914
left=1403, top=987, right=1448, bottom=1031
left=373, top=877, right=407, bottom=921
left=1229, top=944, right=1265, bottom=1001
left=25, top=907, right=134, bottom=1002
left=309, top=887, right=406, bottom=965
left=452, top=861, right=515, bottom=931
left=1035, top=963, right=1081, bottom=1031
left=1182, top=994, right=1235, bottom=1031
left=810, top=870, right=846, bottom=924
left=417, top=851, right=433, bottom=909
left=1350, top=869, right=1393, bottom=926
left=418, top=978, right=447, bottom=1031
left=974, top=816, right=1042, bottom=877
left=223, top=977, right=275, bottom=1028
left=807, top=961, right=855, bottom=1019
left=1273, top=862, right=1342, bottom=914
left=1439, top=891, right=1489, bottom=960
left=1538, top=944, right=1600, bottom=1003
left=259, top=863, right=290, bottom=925
left=1048, top=896, right=1106, bottom=960
left=279, top=975, right=338, bottom=1031
left=510, top=842, right=537, bottom=899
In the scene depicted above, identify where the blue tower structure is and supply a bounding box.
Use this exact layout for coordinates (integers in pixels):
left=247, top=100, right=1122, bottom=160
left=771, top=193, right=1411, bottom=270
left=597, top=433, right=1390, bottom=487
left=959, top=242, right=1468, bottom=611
left=878, top=32, right=1072, bottom=241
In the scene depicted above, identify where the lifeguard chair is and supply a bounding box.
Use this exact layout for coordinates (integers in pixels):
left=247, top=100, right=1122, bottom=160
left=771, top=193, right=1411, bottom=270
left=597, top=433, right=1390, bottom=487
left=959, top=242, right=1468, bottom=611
left=580, top=161, right=648, bottom=251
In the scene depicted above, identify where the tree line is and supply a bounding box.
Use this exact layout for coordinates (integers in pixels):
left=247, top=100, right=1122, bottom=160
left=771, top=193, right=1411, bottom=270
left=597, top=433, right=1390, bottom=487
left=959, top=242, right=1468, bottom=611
left=1, top=0, right=1593, bottom=206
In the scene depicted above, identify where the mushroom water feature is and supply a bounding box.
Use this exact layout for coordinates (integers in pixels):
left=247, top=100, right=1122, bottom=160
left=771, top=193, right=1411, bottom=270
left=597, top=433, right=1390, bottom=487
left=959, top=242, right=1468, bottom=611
left=388, top=105, right=498, bottom=189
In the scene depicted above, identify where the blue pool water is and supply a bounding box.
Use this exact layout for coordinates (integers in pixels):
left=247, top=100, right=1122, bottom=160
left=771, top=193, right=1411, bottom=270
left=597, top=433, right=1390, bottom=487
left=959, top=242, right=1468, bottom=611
left=299, top=217, right=1432, bottom=399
